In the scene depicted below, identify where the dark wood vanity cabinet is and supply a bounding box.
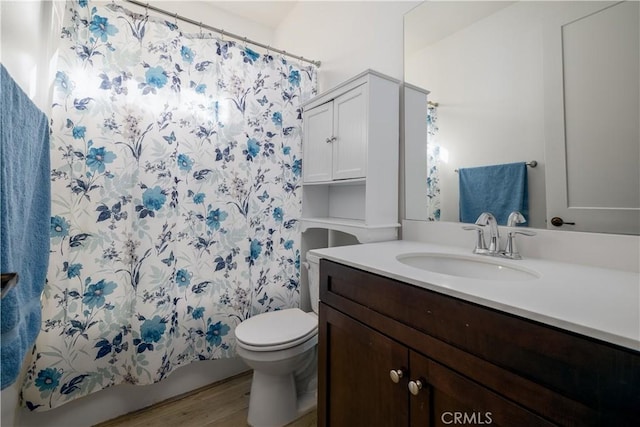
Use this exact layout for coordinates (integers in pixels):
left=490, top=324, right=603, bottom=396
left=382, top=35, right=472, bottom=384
left=318, top=260, right=640, bottom=426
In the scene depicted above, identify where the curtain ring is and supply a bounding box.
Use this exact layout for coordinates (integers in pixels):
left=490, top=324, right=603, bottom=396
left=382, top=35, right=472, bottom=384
left=174, top=12, right=178, bottom=26
left=266, top=45, right=271, bottom=57
left=243, top=36, right=248, bottom=50
left=199, top=22, right=203, bottom=36
left=220, top=29, right=225, bottom=41
left=145, top=2, right=149, bottom=18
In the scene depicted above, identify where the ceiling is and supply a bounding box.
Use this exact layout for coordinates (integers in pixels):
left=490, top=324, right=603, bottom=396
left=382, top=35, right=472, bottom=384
left=404, top=1, right=515, bottom=55
left=212, top=1, right=515, bottom=47
left=209, top=1, right=299, bottom=29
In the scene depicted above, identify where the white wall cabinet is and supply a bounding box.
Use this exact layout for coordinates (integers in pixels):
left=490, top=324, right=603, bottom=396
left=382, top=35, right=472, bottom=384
left=300, top=70, right=400, bottom=244
left=303, top=84, right=368, bottom=182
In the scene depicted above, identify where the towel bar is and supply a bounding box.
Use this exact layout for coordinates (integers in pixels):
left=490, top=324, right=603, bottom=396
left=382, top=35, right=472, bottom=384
left=455, top=160, right=537, bottom=173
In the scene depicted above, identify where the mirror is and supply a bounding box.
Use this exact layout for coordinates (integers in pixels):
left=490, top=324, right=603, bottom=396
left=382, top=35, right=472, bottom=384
left=404, top=1, right=639, bottom=234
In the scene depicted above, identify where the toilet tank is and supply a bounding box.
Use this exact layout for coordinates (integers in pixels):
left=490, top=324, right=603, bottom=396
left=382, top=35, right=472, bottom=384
left=305, top=251, right=321, bottom=314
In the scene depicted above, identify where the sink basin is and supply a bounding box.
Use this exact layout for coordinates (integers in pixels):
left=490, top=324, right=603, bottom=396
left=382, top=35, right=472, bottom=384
left=396, top=253, right=539, bottom=281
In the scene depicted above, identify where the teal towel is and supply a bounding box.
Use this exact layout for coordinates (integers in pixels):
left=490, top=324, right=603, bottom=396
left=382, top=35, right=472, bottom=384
left=458, top=162, right=528, bottom=225
left=1, top=64, right=51, bottom=390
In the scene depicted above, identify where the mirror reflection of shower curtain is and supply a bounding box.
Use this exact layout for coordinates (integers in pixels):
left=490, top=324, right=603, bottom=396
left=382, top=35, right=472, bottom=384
left=426, top=104, right=441, bottom=221
left=21, top=0, right=317, bottom=411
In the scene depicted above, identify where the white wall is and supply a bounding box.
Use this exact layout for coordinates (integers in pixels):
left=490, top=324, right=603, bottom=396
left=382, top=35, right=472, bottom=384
left=405, top=2, right=547, bottom=228
left=0, top=0, right=65, bottom=111
left=274, top=1, right=419, bottom=91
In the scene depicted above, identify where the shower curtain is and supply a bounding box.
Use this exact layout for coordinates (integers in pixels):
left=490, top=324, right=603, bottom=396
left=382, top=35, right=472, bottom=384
left=21, top=0, right=317, bottom=410
left=426, top=104, right=441, bottom=221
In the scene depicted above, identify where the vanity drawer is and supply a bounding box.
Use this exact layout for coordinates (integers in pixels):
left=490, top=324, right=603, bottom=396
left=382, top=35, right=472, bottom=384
left=320, top=259, right=640, bottom=425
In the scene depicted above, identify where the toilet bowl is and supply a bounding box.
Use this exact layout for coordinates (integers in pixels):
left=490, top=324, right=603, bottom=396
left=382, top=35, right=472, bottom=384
left=234, top=251, right=321, bottom=427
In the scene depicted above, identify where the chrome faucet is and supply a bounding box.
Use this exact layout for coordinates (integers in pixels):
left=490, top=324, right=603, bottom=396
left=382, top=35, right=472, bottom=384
left=475, top=212, right=500, bottom=254
left=462, top=212, right=499, bottom=255
left=503, top=211, right=536, bottom=259
left=462, top=211, right=536, bottom=259
left=461, top=224, right=488, bottom=254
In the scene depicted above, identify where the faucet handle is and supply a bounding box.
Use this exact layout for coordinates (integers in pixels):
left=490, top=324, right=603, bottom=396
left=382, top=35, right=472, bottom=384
left=462, top=225, right=488, bottom=254
left=503, top=229, right=536, bottom=259
left=507, top=211, right=526, bottom=227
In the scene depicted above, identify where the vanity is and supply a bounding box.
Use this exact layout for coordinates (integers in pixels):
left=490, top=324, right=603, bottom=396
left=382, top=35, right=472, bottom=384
left=313, top=241, right=640, bottom=426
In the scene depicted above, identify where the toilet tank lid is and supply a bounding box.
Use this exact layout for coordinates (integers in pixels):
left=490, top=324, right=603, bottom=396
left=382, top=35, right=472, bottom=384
left=235, top=308, right=317, bottom=347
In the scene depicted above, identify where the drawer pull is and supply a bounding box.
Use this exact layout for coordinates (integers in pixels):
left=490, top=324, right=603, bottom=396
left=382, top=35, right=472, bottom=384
left=389, top=369, right=404, bottom=383
left=408, top=380, right=423, bottom=395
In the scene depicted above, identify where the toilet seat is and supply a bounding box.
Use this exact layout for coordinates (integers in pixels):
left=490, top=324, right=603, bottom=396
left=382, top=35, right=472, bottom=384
left=235, top=308, right=318, bottom=352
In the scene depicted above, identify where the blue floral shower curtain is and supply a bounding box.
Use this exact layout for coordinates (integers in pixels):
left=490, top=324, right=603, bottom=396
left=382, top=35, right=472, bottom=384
left=21, top=0, right=316, bottom=410
left=426, top=104, right=441, bottom=221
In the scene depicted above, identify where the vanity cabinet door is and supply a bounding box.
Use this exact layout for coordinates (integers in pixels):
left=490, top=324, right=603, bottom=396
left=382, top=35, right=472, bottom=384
left=319, top=303, right=409, bottom=427
left=411, top=351, right=554, bottom=427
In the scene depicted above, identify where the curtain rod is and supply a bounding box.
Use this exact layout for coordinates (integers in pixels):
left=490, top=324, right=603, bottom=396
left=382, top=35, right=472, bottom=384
left=121, top=0, right=321, bottom=67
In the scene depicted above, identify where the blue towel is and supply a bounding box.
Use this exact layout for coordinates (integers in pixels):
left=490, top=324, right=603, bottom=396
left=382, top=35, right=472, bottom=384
left=1, top=64, right=51, bottom=390
left=458, top=162, right=528, bottom=225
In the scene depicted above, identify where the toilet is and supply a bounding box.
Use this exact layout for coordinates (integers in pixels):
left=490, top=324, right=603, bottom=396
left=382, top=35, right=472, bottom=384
left=235, top=251, right=321, bottom=427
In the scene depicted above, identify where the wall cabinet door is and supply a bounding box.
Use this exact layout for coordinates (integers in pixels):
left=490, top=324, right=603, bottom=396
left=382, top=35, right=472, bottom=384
left=303, top=102, right=334, bottom=183
left=303, top=84, right=368, bottom=183
left=331, top=84, right=367, bottom=180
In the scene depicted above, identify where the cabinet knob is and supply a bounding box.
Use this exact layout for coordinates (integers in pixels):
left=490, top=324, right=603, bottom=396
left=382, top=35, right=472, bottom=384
left=389, top=369, right=404, bottom=383
left=325, top=136, right=337, bottom=143
left=408, top=380, right=423, bottom=395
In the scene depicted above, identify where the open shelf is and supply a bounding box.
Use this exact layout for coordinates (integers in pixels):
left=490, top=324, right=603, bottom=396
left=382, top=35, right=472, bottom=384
left=300, top=217, right=400, bottom=243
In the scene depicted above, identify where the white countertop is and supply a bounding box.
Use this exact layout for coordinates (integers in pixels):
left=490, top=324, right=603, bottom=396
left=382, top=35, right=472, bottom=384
left=309, top=240, right=640, bottom=351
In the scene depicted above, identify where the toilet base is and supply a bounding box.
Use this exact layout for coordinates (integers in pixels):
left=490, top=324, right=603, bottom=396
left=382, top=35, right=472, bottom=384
left=247, top=370, right=298, bottom=427
left=236, top=313, right=318, bottom=427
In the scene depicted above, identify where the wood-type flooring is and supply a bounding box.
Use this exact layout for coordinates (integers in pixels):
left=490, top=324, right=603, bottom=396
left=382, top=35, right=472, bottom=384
left=96, top=371, right=317, bottom=427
